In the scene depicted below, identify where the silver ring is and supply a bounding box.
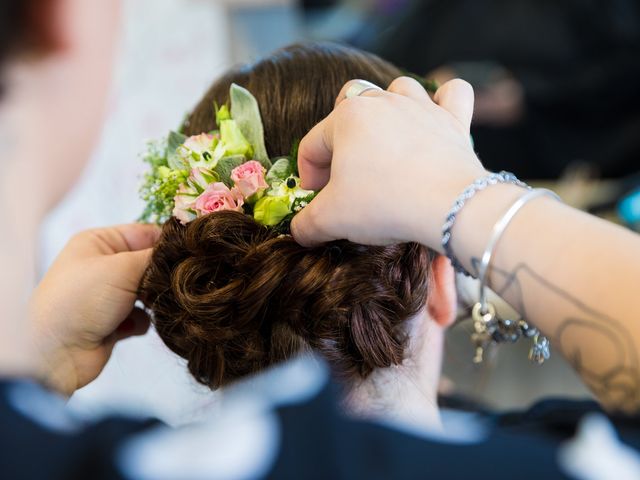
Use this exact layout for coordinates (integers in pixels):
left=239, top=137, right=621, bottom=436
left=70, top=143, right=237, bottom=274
left=344, top=79, right=383, bottom=99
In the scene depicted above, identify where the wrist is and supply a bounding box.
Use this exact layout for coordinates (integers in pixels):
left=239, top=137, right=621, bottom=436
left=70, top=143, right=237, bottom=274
left=449, top=182, right=529, bottom=275
left=0, top=325, right=59, bottom=390
left=29, top=309, right=78, bottom=397
left=409, top=163, right=488, bottom=251
left=32, top=341, right=78, bottom=397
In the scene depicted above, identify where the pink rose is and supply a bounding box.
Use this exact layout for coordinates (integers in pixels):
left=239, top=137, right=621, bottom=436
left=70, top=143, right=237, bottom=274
left=173, top=185, right=198, bottom=225
left=194, top=182, right=244, bottom=216
left=231, top=160, right=268, bottom=199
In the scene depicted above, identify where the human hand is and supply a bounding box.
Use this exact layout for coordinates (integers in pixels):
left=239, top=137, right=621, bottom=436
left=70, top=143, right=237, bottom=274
left=292, top=77, right=485, bottom=250
left=29, top=224, right=160, bottom=396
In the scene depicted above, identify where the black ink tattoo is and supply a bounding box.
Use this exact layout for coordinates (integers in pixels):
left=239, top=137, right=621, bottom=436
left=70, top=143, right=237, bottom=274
left=470, top=257, right=640, bottom=413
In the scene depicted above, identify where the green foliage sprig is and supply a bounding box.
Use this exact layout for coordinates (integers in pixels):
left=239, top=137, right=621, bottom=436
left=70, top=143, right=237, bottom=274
left=139, top=139, right=188, bottom=224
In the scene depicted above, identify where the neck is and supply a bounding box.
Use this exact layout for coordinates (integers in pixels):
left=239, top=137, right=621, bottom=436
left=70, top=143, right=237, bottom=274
left=344, top=312, right=445, bottom=433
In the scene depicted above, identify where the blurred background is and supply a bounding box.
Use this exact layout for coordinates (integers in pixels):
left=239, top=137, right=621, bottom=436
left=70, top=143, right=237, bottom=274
left=41, top=0, right=640, bottom=425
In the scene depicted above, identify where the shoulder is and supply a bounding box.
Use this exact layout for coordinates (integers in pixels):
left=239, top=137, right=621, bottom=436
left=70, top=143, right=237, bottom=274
left=4, top=364, right=640, bottom=480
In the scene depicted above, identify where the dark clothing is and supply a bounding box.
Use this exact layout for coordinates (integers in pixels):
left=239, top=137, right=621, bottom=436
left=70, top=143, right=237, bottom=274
left=2, top=356, right=640, bottom=479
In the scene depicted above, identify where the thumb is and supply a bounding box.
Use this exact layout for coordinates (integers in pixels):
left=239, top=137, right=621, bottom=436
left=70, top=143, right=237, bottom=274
left=116, top=223, right=162, bottom=252
left=65, top=224, right=161, bottom=259
left=434, top=79, right=475, bottom=132
left=113, top=248, right=154, bottom=293
left=291, top=188, right=335, bottom=247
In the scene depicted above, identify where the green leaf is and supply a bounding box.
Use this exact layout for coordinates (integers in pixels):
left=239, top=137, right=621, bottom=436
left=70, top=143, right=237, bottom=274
left=289, top=140, right=300, bottom=176
left=229, top=83, right=271, bottom=169
left=266, top=157, right=294, bottom=184
left=168, top=131, right=187, bottom=154
left=167, top=131, right=188, bottom=169
left=215, top=155, right=246, bottom=187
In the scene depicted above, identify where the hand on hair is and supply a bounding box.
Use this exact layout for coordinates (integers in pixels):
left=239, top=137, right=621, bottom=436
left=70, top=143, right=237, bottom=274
left=29, top=224, right=160, bottom=396
left=292, top=77, right=485, bottom=250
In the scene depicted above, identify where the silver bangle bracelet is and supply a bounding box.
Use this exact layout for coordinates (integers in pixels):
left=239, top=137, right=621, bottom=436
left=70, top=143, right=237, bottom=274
left=442, top=171, right=529, bottom=277
left=477, top=188, right=561, bottom=308
left=471, top=187, right=562, bottom=365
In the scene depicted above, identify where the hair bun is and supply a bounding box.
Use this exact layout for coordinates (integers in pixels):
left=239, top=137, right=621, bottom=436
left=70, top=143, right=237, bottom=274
left=141, top=212, right=431, bottom=389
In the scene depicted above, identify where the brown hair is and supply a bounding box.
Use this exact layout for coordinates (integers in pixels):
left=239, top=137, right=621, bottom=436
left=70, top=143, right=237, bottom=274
left=0, top=0, right=54, bottom=95
left=141, top=43, right=433, bottom=389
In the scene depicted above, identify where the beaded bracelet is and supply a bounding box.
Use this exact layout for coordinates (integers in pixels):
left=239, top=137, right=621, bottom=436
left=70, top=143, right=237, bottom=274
left=441, top=171, right=529, bottom=277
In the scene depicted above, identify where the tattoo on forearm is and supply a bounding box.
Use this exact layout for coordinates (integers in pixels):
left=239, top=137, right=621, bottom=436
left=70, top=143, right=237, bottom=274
left=470, top=257, right=640, bottom=413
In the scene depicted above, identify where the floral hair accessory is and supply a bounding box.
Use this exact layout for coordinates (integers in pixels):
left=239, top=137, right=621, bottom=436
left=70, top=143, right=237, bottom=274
left=139, top=84, right=315, bottom=233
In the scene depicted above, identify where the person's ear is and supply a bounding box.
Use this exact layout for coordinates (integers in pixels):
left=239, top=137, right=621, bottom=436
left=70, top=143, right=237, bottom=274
left=426, top=255, right=457, bottom=329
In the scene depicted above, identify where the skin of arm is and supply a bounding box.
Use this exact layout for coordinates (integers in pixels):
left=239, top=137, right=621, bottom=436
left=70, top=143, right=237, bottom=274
left=450, top=184, right=640, bottom=413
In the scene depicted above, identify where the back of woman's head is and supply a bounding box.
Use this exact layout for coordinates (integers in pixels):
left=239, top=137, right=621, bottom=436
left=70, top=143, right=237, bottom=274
left=141, top=42, right=433, bottom=389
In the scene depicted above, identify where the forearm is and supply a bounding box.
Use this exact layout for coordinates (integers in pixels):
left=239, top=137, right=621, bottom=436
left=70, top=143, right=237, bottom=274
left=448, top=184, right=640, bottom=412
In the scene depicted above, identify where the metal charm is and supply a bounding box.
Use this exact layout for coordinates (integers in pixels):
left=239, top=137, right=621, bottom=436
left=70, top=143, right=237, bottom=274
left=469, top=301, right=551, bottom=365
left=471, top=302, right=496, bottom=364
left=529, top=334, right=551, bottom=365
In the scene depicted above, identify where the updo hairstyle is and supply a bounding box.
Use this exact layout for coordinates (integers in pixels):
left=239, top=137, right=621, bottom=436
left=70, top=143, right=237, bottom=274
left=141, top=43, right=433, bottom=389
